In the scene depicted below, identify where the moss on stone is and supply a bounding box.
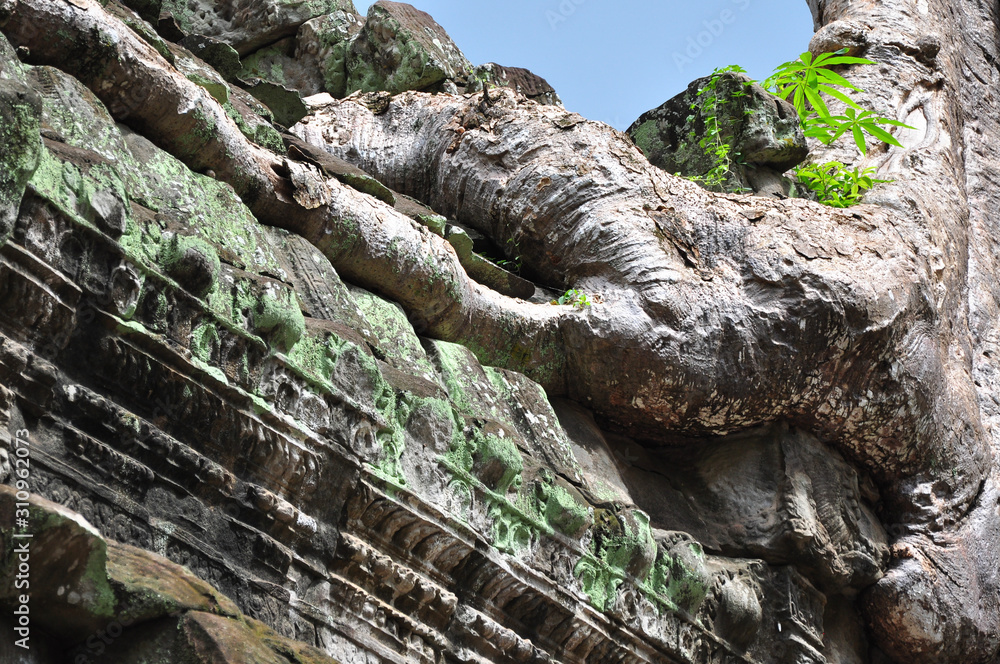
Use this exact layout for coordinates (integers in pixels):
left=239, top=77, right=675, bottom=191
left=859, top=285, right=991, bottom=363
left=255, top=289, right=306, bottom=352
left=416, top=213, right=447, bottom=237
left=190, top=322, right=220, bottom=363
left=643, top=540, right=709, bottom=615
left=28, top=148, right=119, bottom=235
left=477, top=430, right=523, bottom=494
left=286, top=330, right=344, bottom=385
left=243, top=80, right=308, bottom=128
left=123, top=130, right=282, bottom=274
left=186, top=73, right=230, bottom=105
left=159, top=233, right=221, bottom=297
left=490, top=501, right=534, bottom=554
left=346, top=3, right=469, bottom=95
left=0, top=79, right=41, bottom=245
left=340, top=172, right=396, bottom=205
left=176, top=106, right=218, bottom=156
left=239, top=43, right=291, bottom=86
left=630, top=119, right=665, bottom=161
left=223, top=101, right=284, bottom=153
left=531, top=476, right=591, bottom=538
left=574, top=508, right=657, bottom=612
left=350, top=288, right=438, bottom=380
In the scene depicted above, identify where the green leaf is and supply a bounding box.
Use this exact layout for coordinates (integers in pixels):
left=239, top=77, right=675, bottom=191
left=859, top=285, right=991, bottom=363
left=815, top=68, right=862, bottom=92
left=866, top=124, right=905, bottom=148
left=852, top=125, right=867, bottom=154
left=877, top=117, right=915, bottom=128
left=819, top=55, right=875, bottom=67
left=817, top=84, right=864, bottom=109
left=803, top=86, right=831, bottom=118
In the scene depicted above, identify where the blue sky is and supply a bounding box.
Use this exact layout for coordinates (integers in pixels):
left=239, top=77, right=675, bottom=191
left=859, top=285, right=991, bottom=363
left=353, top=1, right=816, bottom=129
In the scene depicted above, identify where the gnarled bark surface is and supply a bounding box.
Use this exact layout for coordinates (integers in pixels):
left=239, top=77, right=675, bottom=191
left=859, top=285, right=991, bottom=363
left=296, top=75, right=998, bottom=664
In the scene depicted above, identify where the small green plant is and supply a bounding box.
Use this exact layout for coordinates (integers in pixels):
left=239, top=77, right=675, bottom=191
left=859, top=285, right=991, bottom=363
left=494, top=237, right=522, bottom=274
left=554, top=289, right=592, bottom=309
left=763, top=49, right=911, bottom=156
left=685, top=65, right=752, bottom=191
left=794, top=161, right=891, bottom=207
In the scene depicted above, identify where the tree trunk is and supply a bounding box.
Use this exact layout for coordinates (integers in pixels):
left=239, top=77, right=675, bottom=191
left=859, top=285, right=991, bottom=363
left=3, top=0, right=1000, bottom=661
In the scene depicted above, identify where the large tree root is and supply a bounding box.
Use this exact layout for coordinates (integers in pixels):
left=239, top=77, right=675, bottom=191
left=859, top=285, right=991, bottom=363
left=3, top=0, right=1000, bottom=661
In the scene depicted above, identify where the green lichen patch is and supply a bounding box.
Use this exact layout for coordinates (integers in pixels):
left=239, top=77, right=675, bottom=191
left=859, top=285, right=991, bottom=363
left=350, top=288, right=438, bottom=382
left=573, top=553, right=624, bottom=614
left=519, top=470, right=592, bottom=539
left=490, top=501, right=534, bottom=554
left=29, top=66, right=133, bottom=163
left=312, top=337, right=409, bottom=485
left=255, top=288, right=306, bottom=352
left=121, top=129, right=282, bottom=274
left=630, top=119, right=665, bottom=162
left=159, top=0, right=197, bottom=35
left=574, top=508, right=656, bottom=612
left=298, top=9, right=364, bottom=99
left=642, top=539, right=710, bottom=616
left=372, top=391, right=411, bottom=487
left=475, top=429, right=523, bottom=494
left=186, top=73, right=230, bottom=105
left=0, top=32, right=26, bottom=82
left=346, top=2, right=472, bottom=95
left=181, top=35, right=242, bottom=82
left=438, top=417, right=564, bottom=554
left=240, top=40, right=294, bottom=87
left=223, top=100, right=284, bottom=153
left=160, top=233, right=221, bottom=297
left=242, top=80, right=308, bottom=129
left=341, top=172, right=396, bottom=206
left=0, top=79, right=42, bottom=245
left=286, top=327, right=346, bottom=386
left=190, top=321, right=221, bottom=364
left=416, top=213, right=447, bottom=237
left=28, top=147, right=130, bottom=238
left=426, top=340, right=510, bottom=421
left=484, top=367, right=585, bottom=484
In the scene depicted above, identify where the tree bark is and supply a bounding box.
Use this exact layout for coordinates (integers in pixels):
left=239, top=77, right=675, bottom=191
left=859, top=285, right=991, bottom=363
left=3, top=0, right=1000, bottom=661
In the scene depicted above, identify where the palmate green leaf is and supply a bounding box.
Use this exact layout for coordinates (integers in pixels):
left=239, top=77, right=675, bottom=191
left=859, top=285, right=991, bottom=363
left=804, top=127, right=836, bottom=143
left=794, top=161, right=890, bottom=208
left=792, top=86, right=807, bottom=116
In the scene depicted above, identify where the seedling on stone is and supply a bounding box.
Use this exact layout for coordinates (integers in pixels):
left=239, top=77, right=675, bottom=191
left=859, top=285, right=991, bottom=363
left=554, top=289, right=592, bottom=310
